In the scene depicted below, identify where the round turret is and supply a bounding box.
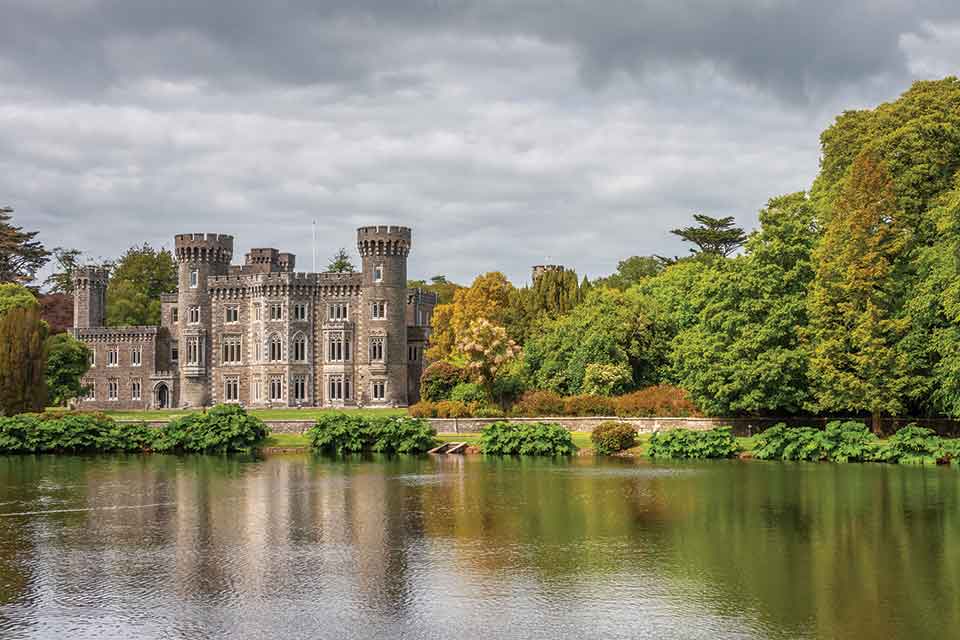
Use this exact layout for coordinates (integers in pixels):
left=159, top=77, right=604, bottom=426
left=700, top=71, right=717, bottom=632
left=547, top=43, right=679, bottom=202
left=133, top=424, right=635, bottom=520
left=357, top=226, right=411, bottom=258
left=174, top=233, right=234, bottom=264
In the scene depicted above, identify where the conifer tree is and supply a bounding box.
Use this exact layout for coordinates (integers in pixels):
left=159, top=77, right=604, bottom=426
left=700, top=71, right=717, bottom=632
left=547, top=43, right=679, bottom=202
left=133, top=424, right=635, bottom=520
left=0, top=284, right=48, bottom=415
left=807, top=153, right=913, bottom=432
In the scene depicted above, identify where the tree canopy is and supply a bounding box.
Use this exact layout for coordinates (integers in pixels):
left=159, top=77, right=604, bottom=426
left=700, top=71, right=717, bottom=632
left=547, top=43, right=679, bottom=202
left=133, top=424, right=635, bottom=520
left=107, top=244, right=177, bottom=326
left=327, top=248, right=356, bottom=273
left=0, top=206, right=50, bottom=284
left=670, top=214, right=747, bottom=257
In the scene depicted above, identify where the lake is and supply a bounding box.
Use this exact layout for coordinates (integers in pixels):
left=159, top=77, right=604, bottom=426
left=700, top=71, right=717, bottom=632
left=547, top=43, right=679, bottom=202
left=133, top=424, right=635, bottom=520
left=0, top=454, right=957, bottom=639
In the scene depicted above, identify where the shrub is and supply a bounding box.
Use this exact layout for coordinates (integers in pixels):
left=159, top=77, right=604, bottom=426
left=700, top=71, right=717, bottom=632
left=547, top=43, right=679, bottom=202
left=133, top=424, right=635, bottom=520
left=753, top=424, right=824, bottom=461
left=419, top=362, right=464, bottom=402
left=307, top=413, right=436, bottom=454
left=512, top=390, right=565, bottom=417
left=154, top=404, right=268, bottom=453
left=433, top=400, right=474, bottom=418
left=478, top=421, right=577, bottom=456
left=408, top=401, right=437, bottom=418
left=875, top=424, right=942, bottom=465
left=0, top=412, right=154, bottom=453
left=563, top=394, right=616, bottom=416
left=821, top=421, right=879, bottom=462
left=582, top=363, right=633, bottom=396
left=449, top=382, right=488, bottom=404
left=614, top=385, right=700, bottom=417
left=590, top=421, right=637, bottom=454
left=647, top=427, right=738, bottom=459
left=472, top=404, right=505, bottom=418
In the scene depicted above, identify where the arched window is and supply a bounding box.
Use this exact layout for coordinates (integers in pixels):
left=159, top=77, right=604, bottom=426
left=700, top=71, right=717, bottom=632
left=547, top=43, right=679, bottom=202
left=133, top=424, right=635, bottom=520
left=253, top=334, right=261, bottom=361
left=269, top=334, right=283, bottom=362
left=293, top=333, right=307, bottom=362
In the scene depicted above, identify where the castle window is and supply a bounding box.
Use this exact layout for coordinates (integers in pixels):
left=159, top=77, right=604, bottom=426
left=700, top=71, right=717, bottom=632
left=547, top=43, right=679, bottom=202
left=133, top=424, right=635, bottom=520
left=131, top=378, right=142, bottom=401
left=172, top=307, right=178, bottom=323
left=189, top=306, right=200, bottom=324
left=83, top=380, right=95, bottom=400
left=370, top=336, right=385, bottom=362
left=371, top=301, right=386, bottom=320
left=270, top=375, right=283, bottom=401
left=293, top=334, right=307, bottom=362
left=408, top=345, right=420, bottom=362
left=224, top=376, right=240, bottom=402
left=108, top=379, right=119, bottom=401
left=372, top=380, right=386, bottom=401
left=328, top=303, right=348, bottom=321
left=190, top=269, right=199, bottom=288
left=253, top=334, right=261, bottom=361
left=328, top=334, right=343, bottom=362
left=107, top=346, right=119, bottom=367
left=328, top=375, right=350, bottom=401
left=225, top=306, right=239, bottom=323
left=374, top=264, right=383, bottom=282
left=222, top=335, right=242, bottom=364
left=131, top=346, right=142, bottom=367
left=268, top=335, right=283, bottom=362
left=254, top=303, right=261, bottom=321
left=186, top=337, right=202, bottom=365
left=171, top=345, right=179, bottom=363
left=252, top=379, right=262, bottom=402
left=90, top=349, right=96, bottom=368
left=293, top=375, right=306, bottom=402
left=270, top=304, right=283, bottom=321
left=293, top=303, right=307, bottom=321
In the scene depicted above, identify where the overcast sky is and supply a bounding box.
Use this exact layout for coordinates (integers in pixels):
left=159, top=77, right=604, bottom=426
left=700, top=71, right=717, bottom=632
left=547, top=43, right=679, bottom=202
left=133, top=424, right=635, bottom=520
left=5, top=1, right=960, bottom=286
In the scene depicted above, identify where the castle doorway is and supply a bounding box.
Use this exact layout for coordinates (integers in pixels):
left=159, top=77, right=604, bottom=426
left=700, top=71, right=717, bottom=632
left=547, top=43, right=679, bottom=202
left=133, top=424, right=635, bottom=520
left=156, top=384, right=169, bottom=409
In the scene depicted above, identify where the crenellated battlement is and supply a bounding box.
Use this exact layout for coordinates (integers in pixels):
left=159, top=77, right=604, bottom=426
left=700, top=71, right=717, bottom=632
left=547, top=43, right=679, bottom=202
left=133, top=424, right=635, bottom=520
left=175, top=233, right=234, bottom=264
left=357, top=225, right=412, bottom=257
left=73, top=266, right=110, bottom=288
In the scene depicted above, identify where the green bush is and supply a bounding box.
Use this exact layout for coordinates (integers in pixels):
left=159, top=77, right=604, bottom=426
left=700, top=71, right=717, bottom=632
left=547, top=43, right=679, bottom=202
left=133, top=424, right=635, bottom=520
left=753, top=424, right=824, bottom=461
left=821, top=421, right=879, bottom=462
left=449, top=382, right=488, bottom=404
left=0, top=412, right=154, bottom=453
left=875, top=424, right=942, bottom=465
left=478, top=421, right=577, bottom=456
left=563, top=394, right=616, bottom=416
left=307, top=413, right=436, bottom=454
left=153, top=404, right=268, bottom=453
left=648, top=427, right=739, bottom=459
left=419, top=362, right=464, bottom=402
left=590, top=421, right=637, bottom=454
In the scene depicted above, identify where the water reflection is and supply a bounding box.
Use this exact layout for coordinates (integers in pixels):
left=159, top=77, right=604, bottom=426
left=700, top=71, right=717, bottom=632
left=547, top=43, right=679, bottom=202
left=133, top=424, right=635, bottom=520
left=0, top=454, right=956, bottom=639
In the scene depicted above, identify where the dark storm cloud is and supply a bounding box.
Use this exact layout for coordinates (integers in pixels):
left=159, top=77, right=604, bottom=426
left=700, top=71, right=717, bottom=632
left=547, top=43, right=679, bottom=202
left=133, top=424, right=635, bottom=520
left=3, top=1, right=960, bottom=284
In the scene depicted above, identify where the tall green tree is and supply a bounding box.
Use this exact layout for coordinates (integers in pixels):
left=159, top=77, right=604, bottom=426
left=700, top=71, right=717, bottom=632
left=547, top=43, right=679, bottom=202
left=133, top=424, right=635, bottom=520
left=505, top=268, right=582, bottom=344
left=672, top=193, right=817, bottom=415
left=593, top=256, right=664, bottom=289
left=44, top=333, right=91, bottom=406
left=671, top=214, right=747, bottom=257
left=0, top=206, right=50, bottom=284
left=107, top=244, right=177, bottom=326
left=327, top=248, right=356, bottom=273
left=807, top=153, right=915, bottom=432
left=0, top=284, right=48, bottom=415
left=42, top=247, right=83, bottom=294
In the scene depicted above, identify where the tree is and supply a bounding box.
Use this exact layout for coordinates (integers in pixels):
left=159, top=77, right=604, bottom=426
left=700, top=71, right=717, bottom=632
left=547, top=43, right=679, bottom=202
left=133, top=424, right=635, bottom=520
left=0, top=284, right=48, bottom=415
left=593, top=256, right=664, bottom=289
left=671, top=214, right=747, bottom=257
left=0, top=206, right=50, bottom=284
left=505, top=267, right=582, bottom=344
left=43, top=247, right=83, bottom=294
left=426, top=272, right=514, bottom=362
left=45, top=333, right=91, bottom=406
left=106, top=244, right=177, bottom=326
left=407, top=275, right=462, bottom=304
left=327, top=248, right=355, bottom=273
left=807, top=153, right=915, bottom=432
left=671, top=193, right=817, bottom=415
left=457, top=318, right=521, bottom=391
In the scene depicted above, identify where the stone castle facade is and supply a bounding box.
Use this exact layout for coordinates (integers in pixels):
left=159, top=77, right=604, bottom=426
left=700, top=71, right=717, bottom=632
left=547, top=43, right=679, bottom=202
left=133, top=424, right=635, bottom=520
left=72, top=226, right=435, bottom=409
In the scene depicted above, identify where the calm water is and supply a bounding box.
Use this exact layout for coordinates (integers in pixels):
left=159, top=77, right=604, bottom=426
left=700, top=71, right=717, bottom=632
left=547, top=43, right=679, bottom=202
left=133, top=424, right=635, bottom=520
left=0, top=454, right=957, bottom=639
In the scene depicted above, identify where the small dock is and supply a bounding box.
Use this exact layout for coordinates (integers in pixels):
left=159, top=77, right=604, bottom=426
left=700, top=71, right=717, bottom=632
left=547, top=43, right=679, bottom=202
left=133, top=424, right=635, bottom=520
left=428, top=442, right=469, bottom=455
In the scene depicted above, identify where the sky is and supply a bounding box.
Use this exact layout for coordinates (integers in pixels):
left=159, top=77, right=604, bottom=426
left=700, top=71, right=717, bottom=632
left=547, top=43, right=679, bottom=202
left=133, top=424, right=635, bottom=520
left=5, top=1, right=960, bottom=286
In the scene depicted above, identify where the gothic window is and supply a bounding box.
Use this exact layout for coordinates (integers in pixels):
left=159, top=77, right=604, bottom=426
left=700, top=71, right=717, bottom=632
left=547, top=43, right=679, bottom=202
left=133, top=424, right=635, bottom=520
left=222, top=335, right=242, bottom=364
left=224, top=376, right=240, bottom=402
left=131, top=378, right=142, bottom=401
left=370, top=336, right=385, bottom=362
left=108, top=379, right=119, bottom=401
left=328, top=375, right=351, bottom=401
left=190, top=269, right=199, bottom=288
left=293, top=333, right=307, bottom=362
left=252, top=379, right=262, bottom=402
left=131, top=345, right=142, bottom=367
left=189, top=306, right=200, bottom=324
left=270, top=304, right=283, bottom=320
left=254, top=303, right=261, bottom=321
left=372, top=380, right=386, bottom=401
left=254, top=334, right=261, bottom=362
left=270, top=375, right=283, bottom=401
left=107, top=345, right=119, bottom=367
left=293, top=303, right=307, bottom=321
left=371, top=301, right=386, bottom=320
left=269, top=334, right=283, bottom=362
left=328, top=334, right=343, bottom=362
left=328, top=303, right=348, bottom=321
left=225, top=306, right=239, bottom=323
left=186, top=337, right=202, bottom=365
left=293, top=375, right=306, bottom=402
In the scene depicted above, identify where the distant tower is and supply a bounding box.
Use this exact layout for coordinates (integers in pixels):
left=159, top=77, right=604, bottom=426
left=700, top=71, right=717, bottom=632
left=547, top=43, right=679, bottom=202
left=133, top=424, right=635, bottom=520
left=531, top=264, right=565, bottom=284
left=73, top=266, right=109, bottom=328
left=357, top=226, right=411, bottom=406
left=174, top=233, right=234, bottom=407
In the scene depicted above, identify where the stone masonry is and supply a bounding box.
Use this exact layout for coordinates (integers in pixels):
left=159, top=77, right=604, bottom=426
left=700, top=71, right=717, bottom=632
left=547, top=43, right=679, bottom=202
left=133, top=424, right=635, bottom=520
left=72, top=226, right=436, bottom=409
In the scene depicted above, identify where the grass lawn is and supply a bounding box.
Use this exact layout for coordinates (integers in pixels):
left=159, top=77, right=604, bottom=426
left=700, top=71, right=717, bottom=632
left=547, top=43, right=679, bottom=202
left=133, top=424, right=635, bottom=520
left=91, top=407, right=407, bottom=422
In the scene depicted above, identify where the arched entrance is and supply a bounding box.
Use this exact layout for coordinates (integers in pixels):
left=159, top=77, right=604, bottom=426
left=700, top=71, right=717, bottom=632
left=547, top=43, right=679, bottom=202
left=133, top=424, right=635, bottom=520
left=156, top=383, right=169, bottom=409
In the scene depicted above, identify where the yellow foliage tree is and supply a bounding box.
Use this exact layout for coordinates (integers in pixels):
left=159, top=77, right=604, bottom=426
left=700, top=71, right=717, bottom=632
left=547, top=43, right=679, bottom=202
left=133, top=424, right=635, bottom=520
left=426, top=272, right=515, bottom=362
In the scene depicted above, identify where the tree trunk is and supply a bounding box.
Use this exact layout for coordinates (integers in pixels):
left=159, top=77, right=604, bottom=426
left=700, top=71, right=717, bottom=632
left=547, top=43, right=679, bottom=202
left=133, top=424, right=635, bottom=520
left=871, top=410, right=882, bottom=436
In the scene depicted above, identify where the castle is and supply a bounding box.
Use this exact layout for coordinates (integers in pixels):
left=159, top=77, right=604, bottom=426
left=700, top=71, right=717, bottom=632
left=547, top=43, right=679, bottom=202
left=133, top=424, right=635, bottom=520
left=71, top=226, right=435, bottom=409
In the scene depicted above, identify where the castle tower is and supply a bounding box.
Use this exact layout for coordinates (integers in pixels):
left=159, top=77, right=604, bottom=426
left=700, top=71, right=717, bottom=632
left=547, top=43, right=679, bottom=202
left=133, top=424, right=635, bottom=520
left=174, top=233, right=233, bottom=407
left=532, top=264, right=565, bottom=284
left=356, top=226, right=411, bottom=406
left=73, top=266, right=109, bottom=328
